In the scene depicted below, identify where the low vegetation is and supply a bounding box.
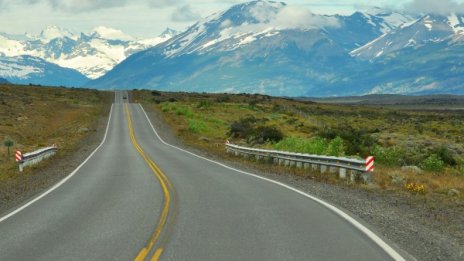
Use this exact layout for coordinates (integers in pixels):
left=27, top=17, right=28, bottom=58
left=133, top=90, right=464, bottom=200
left=0, top=84, right=110, bottom=183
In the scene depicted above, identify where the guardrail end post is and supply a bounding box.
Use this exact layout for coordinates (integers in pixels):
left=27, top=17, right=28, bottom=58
left=19, top=163, right=23, bottom=172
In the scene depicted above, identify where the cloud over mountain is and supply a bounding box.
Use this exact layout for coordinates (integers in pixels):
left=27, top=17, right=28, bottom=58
left=404, top=0, right=464, bottom=15
left=172, top=4, right=201, bottom=22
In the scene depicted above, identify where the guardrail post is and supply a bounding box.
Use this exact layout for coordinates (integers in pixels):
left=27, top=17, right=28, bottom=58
left=312, top=164, right=318, bottom=171
left=19, top=162, right=23, bottom=172
left=350, top=170, right=357, bottom=182
left=303, top=163, right=310, bottom=170
left=320, top=165, right=327, bottom=173
left=339, top=168, right=347, bottom=179
left=296, top=161, right=303, bottom=169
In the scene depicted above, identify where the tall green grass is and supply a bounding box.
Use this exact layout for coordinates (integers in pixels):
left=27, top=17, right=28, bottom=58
left=273, top=136, right=345, bottom=156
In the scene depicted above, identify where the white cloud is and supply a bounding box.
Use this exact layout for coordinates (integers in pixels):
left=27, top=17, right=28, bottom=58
left=404, top=0, right=464, bottom=15
left=274, top=6, right=340, bottom=29
left=172, top=4, right=201, bottom=22
left=148, top=0, right=179, bottom=8
left=49, top=0, right=127, bottom=12
left=0, top=0, right=180, bottom=12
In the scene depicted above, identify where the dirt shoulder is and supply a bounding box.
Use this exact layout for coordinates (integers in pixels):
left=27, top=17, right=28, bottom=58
left=0, top=97, right=111, bottom=216
left=142, top=104, right=464, bottom=261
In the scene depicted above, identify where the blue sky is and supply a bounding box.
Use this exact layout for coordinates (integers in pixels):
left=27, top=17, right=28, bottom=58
left=0, top=0, right=463, bottom=38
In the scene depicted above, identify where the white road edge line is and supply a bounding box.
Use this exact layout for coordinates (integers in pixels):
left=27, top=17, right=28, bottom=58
left=139, top=104, right=406, bottom=261
left=0, top=104, right=114, bottom=224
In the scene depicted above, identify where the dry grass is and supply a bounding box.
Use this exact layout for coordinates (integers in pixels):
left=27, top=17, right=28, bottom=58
left=133, top=90, right=464, bottom=201
left=0, top=84, right=111, bottom=182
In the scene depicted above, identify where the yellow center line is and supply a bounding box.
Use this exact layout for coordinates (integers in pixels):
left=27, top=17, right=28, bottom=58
left=124, top=104, right=172, bottom=261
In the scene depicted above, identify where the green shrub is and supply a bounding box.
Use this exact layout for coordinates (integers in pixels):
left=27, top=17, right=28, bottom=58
left=188, top=119, right=208, bottom=134
left=459, top=163, right=464, bottom=176
left=420, top=154, right=445, bottom=172
left=151, top=91, right=161, bottom=96
left=197, top=100, right=211, bottom=109
left=254, top=126, right=283, bottom=143
left=325, top=136, right=345, bottom=156
left=372, top=145, right=404, bottom=166
left=432, top=145, right=456, bottom=166
left=274, top=136, right=327, bottom=155
left=228, top=117, right=260, bottom=138
left=174, top=106, right=193, bottom=117
left=317, top=125, right=377, bottom=156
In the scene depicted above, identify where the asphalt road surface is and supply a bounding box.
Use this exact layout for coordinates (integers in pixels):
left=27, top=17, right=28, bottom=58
left=0, top=91, right=407, bottom=260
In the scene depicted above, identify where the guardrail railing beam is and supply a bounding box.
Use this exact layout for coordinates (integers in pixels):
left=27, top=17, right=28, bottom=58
left=226, top=143, right=368, bottom=183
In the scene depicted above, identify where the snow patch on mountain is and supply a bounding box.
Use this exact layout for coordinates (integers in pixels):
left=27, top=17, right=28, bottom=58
left=91, top=26, right=134, bottom=41
left=40, top=26, right=77, bottom=43
left=0, top=56, right=42, bottom=78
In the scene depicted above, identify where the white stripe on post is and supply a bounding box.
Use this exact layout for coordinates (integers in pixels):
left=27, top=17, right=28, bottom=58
left=365, top=156, right=374, bottom=172
left=15, top=151, right=22, bottom=162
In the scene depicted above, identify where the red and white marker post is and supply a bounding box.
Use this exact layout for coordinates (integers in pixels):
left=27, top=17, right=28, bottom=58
left=365, top=156, right=374, bottom=172
left=15, top=151, right=22, bottom=162
left=16, top=151, right=24, bottom=172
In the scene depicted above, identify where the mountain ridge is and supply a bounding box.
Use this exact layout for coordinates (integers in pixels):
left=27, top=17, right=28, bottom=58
left=89, top=0, right=430, bottom=96
left=0, top=26, right=179, bottom=79
left=0, top=55, right=89, bottom=87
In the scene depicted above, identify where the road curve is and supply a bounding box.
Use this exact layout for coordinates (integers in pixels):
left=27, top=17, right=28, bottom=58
left=0, top=91, right=407, bottom=260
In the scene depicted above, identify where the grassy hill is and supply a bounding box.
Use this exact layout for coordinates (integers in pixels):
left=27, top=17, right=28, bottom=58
left=134, top=90, right=464, bottom=200
left=0, top=84, right=111, bottom=186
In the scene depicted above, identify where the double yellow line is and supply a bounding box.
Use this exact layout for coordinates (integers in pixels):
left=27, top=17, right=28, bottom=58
left=124, top=104, right=173, bottom=261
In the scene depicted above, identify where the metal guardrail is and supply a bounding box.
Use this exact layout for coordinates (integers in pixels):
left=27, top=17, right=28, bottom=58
left=19, top=146, right=58, bottom=172
left=226, top=143, right=368, bottom=181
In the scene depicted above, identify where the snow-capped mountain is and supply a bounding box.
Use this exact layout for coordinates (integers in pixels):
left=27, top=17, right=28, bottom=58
left=0, top=26, right=178, bottom=79
left=351, top=13, right=464, bottom=60
left=89, top=0, right=415, bottom=95
left=327, top=9, right=415, bottom=49
left=0, top=55, right=89, bottom=86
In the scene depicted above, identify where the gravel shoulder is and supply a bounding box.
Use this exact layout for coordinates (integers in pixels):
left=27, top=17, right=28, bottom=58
left=143, top=104, right=464, bottom=261
left=0, top=104, right=111, bottom=216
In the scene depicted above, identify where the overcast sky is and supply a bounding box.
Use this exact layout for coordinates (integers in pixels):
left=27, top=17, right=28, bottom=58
left=0, top=0, right=463, bottom=38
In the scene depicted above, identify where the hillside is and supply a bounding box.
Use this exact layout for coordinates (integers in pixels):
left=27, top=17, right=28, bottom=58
left=0, top=84, right=111, bottom=213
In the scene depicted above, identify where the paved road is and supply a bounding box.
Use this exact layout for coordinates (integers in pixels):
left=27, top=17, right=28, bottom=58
left=0, top=91, right=406, bottom=260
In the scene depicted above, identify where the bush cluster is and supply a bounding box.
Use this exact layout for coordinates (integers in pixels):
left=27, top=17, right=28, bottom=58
left=420, top=154, right=445, bottom=172
left=273, top=136, right=345, bottom=157
left=317, top=125, right=377, bottom=156
left=228, top=117, right=283, bottom=144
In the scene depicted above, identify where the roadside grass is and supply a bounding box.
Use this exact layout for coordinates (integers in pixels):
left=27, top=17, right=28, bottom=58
left=133, top=90, right=464, bottom=200
left=0, top=84, right=111, bottom=183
